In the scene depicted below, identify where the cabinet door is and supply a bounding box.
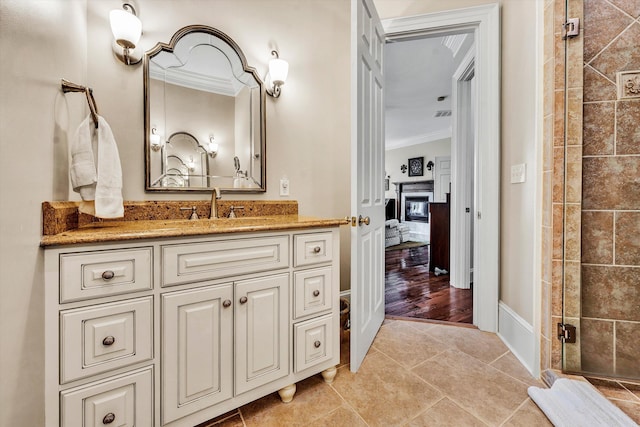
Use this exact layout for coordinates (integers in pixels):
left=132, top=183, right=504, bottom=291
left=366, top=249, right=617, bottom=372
left=235, top=274, right=289, bottom=395
left=162, top=285, right=233, bottom=424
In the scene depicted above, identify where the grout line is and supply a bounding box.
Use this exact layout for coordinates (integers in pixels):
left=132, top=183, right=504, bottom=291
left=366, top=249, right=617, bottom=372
left=603, top=0, right=638, bottom=22
left=613, top=321, right=617, bottom=374
left=583, top=62, right=616, bottom=87
left=586, top=20, right=637, bottom=67
left=327, top=382, right=372, bottom=427
left=613, top=211, right=617, bottom=265
left=582, top=153, right=640, bottom=158
left=499, top=397, right=534, bottom=427
left=399, top=396, right=447, bottom=427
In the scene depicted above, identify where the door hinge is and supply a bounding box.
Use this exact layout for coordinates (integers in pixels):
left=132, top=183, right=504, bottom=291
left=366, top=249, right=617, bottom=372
left=562, top=18, right=580, bottom=40
left=557, top=323, right=577, bottom=343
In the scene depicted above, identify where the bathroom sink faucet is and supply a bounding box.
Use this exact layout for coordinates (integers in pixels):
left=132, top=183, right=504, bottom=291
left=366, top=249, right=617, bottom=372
left=210, top=187, right=221, bottom=219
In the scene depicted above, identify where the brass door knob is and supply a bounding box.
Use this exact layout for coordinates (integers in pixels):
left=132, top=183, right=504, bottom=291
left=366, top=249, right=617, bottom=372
left=358, top=215, right=370, bottom=226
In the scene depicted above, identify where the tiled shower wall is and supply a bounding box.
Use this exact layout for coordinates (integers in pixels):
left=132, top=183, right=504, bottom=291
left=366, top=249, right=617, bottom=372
left=542, top=0, right=640, bottom=377
left=580, top=0, right=640, bottom=378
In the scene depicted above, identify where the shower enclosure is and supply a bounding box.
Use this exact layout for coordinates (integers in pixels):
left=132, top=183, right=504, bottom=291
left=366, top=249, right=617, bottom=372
left=544, top=0, right=639, bottom=381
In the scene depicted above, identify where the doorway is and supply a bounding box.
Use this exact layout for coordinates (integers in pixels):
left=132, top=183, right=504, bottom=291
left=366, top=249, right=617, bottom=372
left=383, top=30, right=474, bottom=324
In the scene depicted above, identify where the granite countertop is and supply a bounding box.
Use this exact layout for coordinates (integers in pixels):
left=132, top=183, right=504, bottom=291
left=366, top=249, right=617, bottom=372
left=41, top=201, right=348, bottom=247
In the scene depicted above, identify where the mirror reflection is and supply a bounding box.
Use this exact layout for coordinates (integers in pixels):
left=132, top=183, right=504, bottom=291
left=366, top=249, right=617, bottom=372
left=144, top=25, right=266, bottom=192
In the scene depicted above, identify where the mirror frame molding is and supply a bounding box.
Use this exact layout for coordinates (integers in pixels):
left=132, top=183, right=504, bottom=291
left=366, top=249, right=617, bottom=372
left=143, top=25, right=267, bottom=193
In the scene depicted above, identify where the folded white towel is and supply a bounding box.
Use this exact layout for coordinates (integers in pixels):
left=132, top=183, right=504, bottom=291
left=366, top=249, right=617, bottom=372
left=385, top=219, right=399, bottom=228
left=70, top=115, right=124, bottom=218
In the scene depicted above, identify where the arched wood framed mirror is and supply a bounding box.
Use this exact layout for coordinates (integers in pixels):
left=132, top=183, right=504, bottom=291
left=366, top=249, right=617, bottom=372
left=144, top=25, right=266, bottom=193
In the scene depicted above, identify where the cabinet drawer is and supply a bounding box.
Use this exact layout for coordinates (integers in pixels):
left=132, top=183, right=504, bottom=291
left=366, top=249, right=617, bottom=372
left=60, top=366, right=153, bottom=427
left=294, top=232, right=333, bottom=267
left=293, top=267, right=333, bottom=319
left=294, top=315, right=334, bottom=373
left=162, top=236, right=289, bottom=286
left=60, top=297, right=153, bottom=383
left=60, top=248, right=152, bottom=303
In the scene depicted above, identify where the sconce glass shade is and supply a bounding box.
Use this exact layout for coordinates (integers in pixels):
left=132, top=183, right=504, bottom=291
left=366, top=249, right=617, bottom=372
left=269, top=58, right=289, bottom=86
left=109, top=9, right=142, bottom=49
left=150, top=128, right=162, bottom=151
left=207, top=137, right=219, bottom=158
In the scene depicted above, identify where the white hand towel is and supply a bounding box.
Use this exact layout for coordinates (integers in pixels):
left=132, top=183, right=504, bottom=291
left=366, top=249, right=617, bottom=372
left=70, top=115, right=124, bottom=218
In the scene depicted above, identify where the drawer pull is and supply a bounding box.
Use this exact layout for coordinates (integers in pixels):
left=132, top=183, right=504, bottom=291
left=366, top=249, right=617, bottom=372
left=223, top=299, right=232, bottom=308
left=313, top=290, right=320, bottom=297
left=314, top=340, right=322, bottom=348
left=313, top=246, right=322, bottom=254
left=101, top=270, right=115, bottom=280
left=102, top=413, right=116, bottom=424
left=102, top=336, right=116, bottom=346
left=239, top=296, right=248, bottom=304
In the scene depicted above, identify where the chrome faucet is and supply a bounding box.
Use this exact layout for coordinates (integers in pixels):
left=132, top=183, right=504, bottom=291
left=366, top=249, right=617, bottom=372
left=210, top=187, right=221, bottom=219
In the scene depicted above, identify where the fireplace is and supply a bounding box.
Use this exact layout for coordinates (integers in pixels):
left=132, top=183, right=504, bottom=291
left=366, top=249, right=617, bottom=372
left=404, top=195, right=431, bottom=222
left=392, top=180, right=435, bottom=242
left=401, top=192, right=433, bottom=223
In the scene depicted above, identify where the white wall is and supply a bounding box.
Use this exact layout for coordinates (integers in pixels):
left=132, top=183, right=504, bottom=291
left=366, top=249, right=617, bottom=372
left=0, top=1, right=350, bottom=424
left=0, top=1, right=87, bottom=426
left=385, top=138, right=451, bottom=199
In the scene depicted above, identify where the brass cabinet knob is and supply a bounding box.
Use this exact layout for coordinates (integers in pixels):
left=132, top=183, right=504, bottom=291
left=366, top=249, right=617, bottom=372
left=312, top=290, right=320, bottom=297
left=314, top=340, right=321, bottom=348
left=101, top=270, right=115, bottom=280
left=102, top=413, right=115, bottom=424
left=358, top=215, right=370, bottom=226
left=223, top=300, right=231, bottom=308
left=239, top=296, right=248, bottom=304
left=313, top=246, right=321, bottom=254
left=102, top=336, right=115, bottom=346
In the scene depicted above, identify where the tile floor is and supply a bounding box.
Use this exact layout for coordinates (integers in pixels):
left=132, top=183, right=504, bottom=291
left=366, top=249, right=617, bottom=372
left=200, top=319, right=640, bottom=426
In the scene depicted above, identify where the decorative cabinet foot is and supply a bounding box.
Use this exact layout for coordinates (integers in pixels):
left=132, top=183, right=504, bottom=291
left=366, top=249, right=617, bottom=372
left=278, top=384, right=297, bottom=403
left=321, top=366, right=337, bottom=384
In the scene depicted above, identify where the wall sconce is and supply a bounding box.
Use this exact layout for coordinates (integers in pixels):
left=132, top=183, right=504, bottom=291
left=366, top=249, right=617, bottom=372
left=109, top=3, right=142, bottom=65
left=266, top=50, right=289, bottom=98
left=150, top=127, right=163, bottom=151
left=426, top=161, right=435, bottom=171
left=207, top=136, right=219, bottom=158
left=187, top=156, right=196, bottom=172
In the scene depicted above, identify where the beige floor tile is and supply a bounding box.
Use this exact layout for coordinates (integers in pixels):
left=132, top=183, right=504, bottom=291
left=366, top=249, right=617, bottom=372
left=503, top=399, right=553, bottom=426
left=372, top=321, right=449, bottom=368
left=331, top=351, right=442, bottom=427
left=611, top=400, right=640, bottom=424
left=412, top=349, right=530, bottom=425
left=424, top=324, right=509, bottom=363
left=587, top=377, right=638, bottom=401
left=491, top=353, right=546, bottom=387
left=306, top=404, right=368, bottom=427
left=406, top=397, right=488, bottom=427
left=240, top=375, right=343, bottom=427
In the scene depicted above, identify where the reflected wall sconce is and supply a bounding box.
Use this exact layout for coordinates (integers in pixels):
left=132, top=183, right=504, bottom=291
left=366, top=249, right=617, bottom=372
left=266, top=50, right=289, bottom=98
left=109, top=3, right=142, bottom=65
left=150, top=127, right=163, bottom=151
left=207, top=136, right=219, bottom=158
left=426, top=160, right=434, bottom=171
left=187, top=156, right=196, bottom=172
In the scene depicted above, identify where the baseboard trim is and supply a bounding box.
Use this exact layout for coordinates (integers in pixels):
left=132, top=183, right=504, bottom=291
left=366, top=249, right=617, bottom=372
left=497, top=301, right=536, bottom=376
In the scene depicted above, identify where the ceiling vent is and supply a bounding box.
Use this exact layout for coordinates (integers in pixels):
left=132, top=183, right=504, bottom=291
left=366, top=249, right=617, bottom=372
left=434, top=110, right=452, bottom=117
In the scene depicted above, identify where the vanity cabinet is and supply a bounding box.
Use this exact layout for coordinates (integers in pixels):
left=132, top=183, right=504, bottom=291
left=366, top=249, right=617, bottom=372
left=44, top=228, right=340, bottom=427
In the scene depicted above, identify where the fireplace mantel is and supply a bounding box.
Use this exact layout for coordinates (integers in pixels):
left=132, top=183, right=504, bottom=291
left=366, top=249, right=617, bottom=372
left=392, top=180, right=434, bottom=219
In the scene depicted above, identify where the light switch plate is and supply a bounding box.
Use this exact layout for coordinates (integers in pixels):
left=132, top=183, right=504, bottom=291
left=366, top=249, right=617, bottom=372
left=280, top=178, right=290, bottom=196
left=511, top=164, right=526, bottom=184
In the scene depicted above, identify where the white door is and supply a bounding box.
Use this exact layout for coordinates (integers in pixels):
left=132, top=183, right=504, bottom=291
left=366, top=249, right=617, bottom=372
left=434, top=156, right=451, bottom=202
left=350, top=0, right=386, bottom=372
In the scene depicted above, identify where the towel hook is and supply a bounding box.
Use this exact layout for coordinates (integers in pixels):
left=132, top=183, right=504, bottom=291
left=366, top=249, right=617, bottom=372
left=61, top=79, right=99, bottom=128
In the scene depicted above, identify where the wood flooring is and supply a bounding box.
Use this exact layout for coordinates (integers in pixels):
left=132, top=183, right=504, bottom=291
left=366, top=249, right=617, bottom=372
left=385, top=244, right=473, bottom=324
